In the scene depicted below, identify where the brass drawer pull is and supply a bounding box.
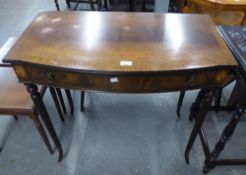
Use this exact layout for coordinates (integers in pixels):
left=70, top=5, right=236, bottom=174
left=47, top=72, right=55, bottom=83
left=188, top=75, right=196, bottom=86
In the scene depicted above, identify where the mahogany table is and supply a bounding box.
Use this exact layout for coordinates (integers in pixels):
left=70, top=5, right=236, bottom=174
left=3, top=12, right=238, bottom=163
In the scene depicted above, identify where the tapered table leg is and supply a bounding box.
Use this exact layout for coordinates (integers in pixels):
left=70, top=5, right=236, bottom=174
left=185, top=89, right=215, bottom=164
left=31, top=113, right=53, bottom=154
left=56, top=88, right=67, bottom=114
left=177, top=91, right=185, bottom=117
left=65, top=89, right=74, bottom=115
left=81, top=91, right=85, bottom=112
left=50, top=87, right=64, bottom=122
left=54, top=0, right=60, bottom=11
left=26, top=83, right=63, bottom=161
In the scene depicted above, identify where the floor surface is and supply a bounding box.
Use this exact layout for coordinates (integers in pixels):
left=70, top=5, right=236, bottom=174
left=0, top=1, right=246, bottom=174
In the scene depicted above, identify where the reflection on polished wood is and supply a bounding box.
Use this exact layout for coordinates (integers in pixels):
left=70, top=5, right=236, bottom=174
left=185, top=0, right=246, bottom=25
left=4, top=12, right=237, bottom=92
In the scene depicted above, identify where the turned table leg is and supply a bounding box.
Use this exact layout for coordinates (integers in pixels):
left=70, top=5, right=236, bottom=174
left=185, top=88, right=215, bottom=164
left=203, top=106, right=244, bottom=173
left=26, top=83, right=63, bottom=161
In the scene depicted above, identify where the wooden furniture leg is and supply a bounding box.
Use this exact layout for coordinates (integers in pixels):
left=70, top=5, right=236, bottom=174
left=104, top=0, right=108, bottom=9
left=129, top=0, right=134, bottom=11
left=49, top=87, right=64, bottom=122
left=65, top=89, right=74, bottom=115
left=56, top=88, right=67, bottom=114
left=203, top=106, right=244, bottom=173
left=185, top=89, right=215, bottom=164
left=66, top=0, right=71, bottom=8
left=89, top=0, right=96, bottom=10
left=26, top=83, right=63, bottom=161
left=96, top=0, right=102, bottom=10
left=54, top=0, right=60, bottom=10
left=31, top=112, right=53, bottom=154
left=177, top=91, right=185, bottom=117
left=13, top=115, right=18, bottom=121
left=81, top=91, right=85, bottom=112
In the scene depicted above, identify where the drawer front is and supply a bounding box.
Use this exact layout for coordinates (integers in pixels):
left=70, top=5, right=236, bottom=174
left=14, top=65, right=231, bottom=93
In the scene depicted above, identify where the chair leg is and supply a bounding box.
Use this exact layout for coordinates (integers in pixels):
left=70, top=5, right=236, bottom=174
left=81, top=91, right=85, bottom=112
left=65, top=89, right=74, bottom=115
left=31, top=113, right=53, bottom=154
left=177, top=91, right=185, bottom=117
left=13, top=115, right=18, bottom=121
left=56, top=88, right=67, bottom=114
left=66, top=0, right=71, bottom=8
left=50, top=87, right=65, bottom=122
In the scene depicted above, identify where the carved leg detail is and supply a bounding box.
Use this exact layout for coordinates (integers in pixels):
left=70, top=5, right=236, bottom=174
left=177, top=91, right=185, bottom=117
left=189, top=89, right=208, bottom=121
left=56, top=88, right=67, bottom=114
left=81, top=91, right=85, bottom=112
left=185, top=89, right=214, bottom=164
left=26, top=83, right=63, bottom=161
left=65, top=89, right=74, bottom=115
left=50, top=87, right=64, bottom=122
left=203, top=106, right=244, bottom=173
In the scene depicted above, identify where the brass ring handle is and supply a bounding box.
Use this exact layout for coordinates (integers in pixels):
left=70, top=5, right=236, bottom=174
left=188, top=75, right=196, bottom=86
left=47, top=72, right=55, bottom=83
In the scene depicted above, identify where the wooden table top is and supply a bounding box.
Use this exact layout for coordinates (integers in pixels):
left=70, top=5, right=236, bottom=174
left=4, top=12, right=237, bottom=74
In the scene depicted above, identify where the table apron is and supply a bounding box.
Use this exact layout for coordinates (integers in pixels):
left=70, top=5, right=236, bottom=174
left=13, top=64, right=233, bottom=93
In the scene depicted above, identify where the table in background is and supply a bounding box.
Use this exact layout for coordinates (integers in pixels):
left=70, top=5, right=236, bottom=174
left=184, top=0, right=246, bottom=25
left=3, top=12, right=238, bottom=166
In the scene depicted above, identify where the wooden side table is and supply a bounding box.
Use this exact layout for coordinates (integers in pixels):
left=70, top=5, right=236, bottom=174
left=3, top=12, right=238, bottom=165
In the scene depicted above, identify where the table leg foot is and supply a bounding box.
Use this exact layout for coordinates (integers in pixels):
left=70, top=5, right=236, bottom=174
left=54, top=0, right=60, bottom=11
